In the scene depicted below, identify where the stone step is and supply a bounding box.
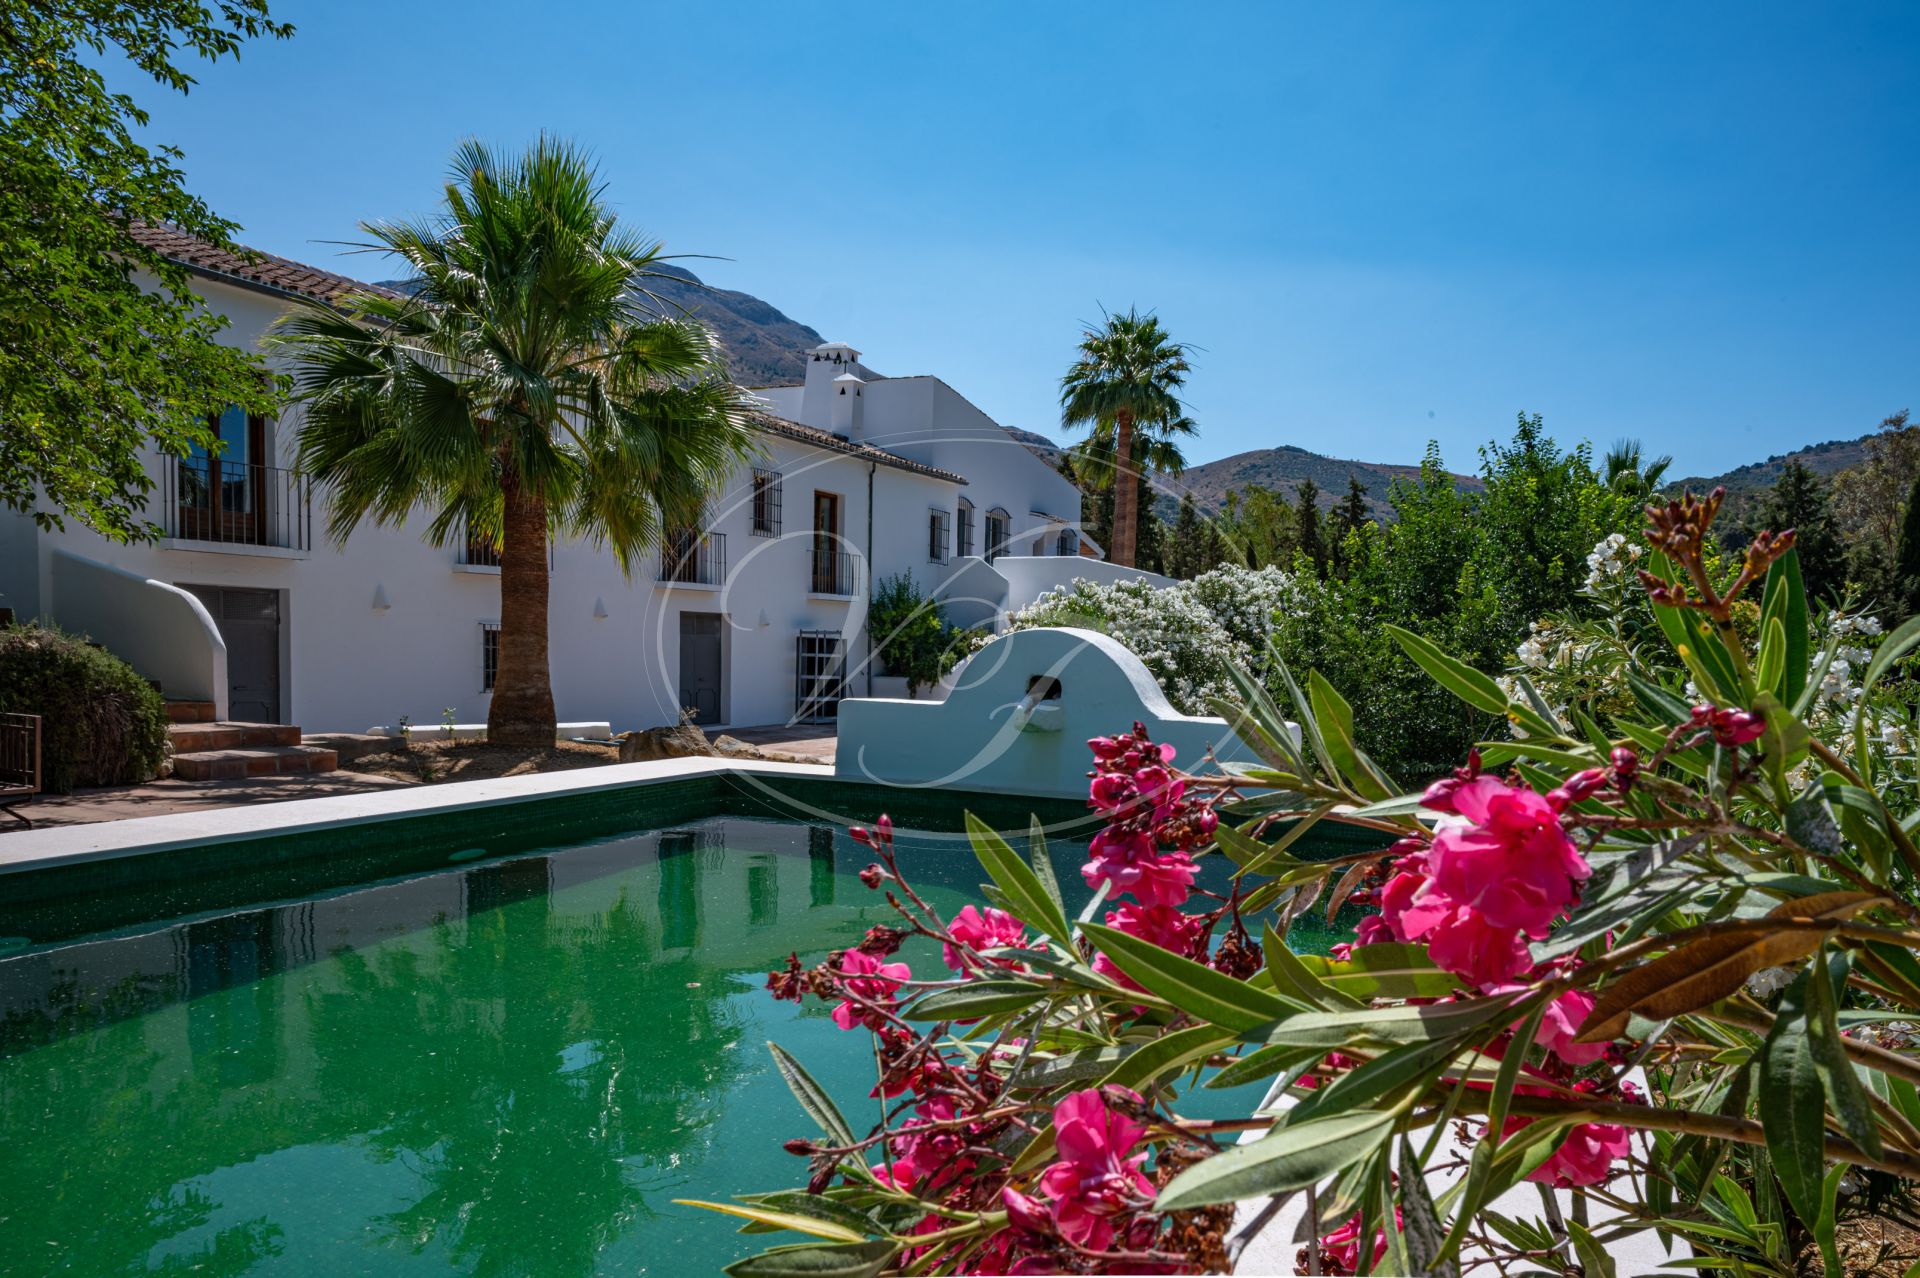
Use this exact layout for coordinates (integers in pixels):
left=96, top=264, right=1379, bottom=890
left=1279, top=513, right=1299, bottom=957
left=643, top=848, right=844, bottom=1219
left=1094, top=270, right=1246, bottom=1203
left=164, top=700, right=217, bottom=724
left=300, top=732, right=400, bottom=764
left=168, top=721, right=302, bottom=752
left=171, top=745, right=338, bottom=781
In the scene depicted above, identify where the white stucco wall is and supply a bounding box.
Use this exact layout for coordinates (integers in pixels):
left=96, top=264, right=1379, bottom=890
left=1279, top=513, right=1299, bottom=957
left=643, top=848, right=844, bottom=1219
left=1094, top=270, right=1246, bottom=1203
left=2, top=279, right=1128, bottom=737
left=835, top=626, right=1258, bottom=799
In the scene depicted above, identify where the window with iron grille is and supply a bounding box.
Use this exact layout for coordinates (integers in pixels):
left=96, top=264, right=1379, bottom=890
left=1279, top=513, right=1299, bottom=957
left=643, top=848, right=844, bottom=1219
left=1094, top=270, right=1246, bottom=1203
left=751, top=468, right=782, bottom=537
left=461, top=519, right=502, bottom=568
left=986, top=508, right=1010, bottom=562
left=482, top=623, right=500, bottom=691
left=928, top=509, right=950, bottom=563
left=1057, top=527, right=1076, bottom=556
left=957, top=500, right=975, bottom=557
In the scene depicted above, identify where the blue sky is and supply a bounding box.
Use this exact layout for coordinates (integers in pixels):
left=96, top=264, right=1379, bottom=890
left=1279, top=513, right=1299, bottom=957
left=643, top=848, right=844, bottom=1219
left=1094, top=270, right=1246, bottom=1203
left=119, top=1, right=1918, bottom=477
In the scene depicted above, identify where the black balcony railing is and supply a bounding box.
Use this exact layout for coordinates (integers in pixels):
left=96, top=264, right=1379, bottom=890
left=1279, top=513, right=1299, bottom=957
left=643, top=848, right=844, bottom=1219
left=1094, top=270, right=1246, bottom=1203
left=810, top=548, right=858, bottom=596
left=661, top=531, right=726, bottom=585
left=163, top=456, right=312, bottom=551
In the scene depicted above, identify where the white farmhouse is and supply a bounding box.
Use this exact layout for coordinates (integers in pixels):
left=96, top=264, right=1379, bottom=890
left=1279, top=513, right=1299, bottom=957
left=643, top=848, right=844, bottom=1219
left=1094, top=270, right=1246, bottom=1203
left=0, top=228, right=1171, bottom=739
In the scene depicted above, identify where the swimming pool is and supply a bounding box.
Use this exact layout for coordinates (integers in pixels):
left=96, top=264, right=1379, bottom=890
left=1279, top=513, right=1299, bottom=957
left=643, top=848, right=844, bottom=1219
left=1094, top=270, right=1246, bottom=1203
left=0, top=784, right=1364, bottom=1275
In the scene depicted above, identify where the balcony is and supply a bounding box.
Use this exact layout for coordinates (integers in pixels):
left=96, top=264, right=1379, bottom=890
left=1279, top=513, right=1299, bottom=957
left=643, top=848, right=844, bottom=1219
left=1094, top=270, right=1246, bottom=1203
left=161, top=456, right=312, bottom=553
left=660, top=531, right=726, bottom=586
left=810, top=548, right=859, bottom=597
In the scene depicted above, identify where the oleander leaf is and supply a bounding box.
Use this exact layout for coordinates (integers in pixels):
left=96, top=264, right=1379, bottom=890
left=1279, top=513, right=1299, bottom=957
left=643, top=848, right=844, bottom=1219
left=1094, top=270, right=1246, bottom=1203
left=1155, top=1110, right=1398, bottom=1210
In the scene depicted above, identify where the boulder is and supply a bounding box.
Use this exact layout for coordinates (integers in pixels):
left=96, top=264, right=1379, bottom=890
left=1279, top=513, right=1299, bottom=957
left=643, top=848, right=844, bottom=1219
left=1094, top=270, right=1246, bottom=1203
left=617, top=722, right=712, bottom=763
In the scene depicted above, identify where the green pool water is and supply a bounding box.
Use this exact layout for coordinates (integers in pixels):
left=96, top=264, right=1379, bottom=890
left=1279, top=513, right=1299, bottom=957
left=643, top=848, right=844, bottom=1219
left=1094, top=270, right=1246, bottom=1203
left=0, top=814, right=1354, bottom=1276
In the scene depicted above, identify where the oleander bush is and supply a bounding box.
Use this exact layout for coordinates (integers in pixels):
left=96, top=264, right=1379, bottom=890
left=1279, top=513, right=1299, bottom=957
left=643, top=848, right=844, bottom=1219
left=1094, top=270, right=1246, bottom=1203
left=707, top=489, right=1920, bottom=1276
left=0, top=622, right=168, bottom=792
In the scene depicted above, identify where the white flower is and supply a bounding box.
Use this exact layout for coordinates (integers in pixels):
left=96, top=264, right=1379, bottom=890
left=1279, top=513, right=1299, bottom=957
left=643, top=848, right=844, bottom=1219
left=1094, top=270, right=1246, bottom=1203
left=1582, top=533, right=1643, bottom=591
left=1746, top=967, right=1796, bottom=998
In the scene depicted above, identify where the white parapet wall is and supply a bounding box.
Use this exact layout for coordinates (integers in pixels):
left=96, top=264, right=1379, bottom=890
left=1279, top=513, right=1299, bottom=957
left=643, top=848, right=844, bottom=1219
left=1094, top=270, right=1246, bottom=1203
left=47, top=548, right=229, bottom=715
left=835, top=626, right=1263, bottom=799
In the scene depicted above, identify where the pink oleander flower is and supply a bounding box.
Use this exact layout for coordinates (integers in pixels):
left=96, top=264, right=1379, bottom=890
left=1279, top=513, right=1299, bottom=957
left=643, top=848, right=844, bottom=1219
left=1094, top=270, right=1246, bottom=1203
left=831, top=948, right=911, bottom=1030
left=1082, top=827, right=1196, bottom=908
left=1037, top=1088, right=1157, bottom=1251
left=1309, top=1208, right=1400, bottom=1275
left=1423, top=776, right=1590, bottom=937
left=889, top=1095, right=969, bottom=1190
left=1089, top=772, right=1136, bottom=812
left=942, top=904, right=1026, bottom=972
left=1527, top=1118, right=1631, bottom=1187
left=1349, top=914, right=1394, bottom=948
left=1537, top=988, right=1608, bottom=1066
left=1093, top=903, right=1208, bottom=990
left=1482, top=985, right=1609, bottom=1067
left=1424, top=903, right=1534, bottom=985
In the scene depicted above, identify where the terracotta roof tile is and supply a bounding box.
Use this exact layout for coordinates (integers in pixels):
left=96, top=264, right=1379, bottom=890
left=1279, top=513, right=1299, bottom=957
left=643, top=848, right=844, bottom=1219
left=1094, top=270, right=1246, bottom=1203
left=750, top=413, right=965, bottom=484
left=128, top=222, right=403, bottom=306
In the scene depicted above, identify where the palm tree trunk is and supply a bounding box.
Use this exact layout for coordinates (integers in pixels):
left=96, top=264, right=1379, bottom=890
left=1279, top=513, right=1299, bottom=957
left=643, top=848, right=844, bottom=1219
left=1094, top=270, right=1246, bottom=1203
left=1112, top=409, right=1137, bottom=567
left=488, top=465, right=558, bottom=746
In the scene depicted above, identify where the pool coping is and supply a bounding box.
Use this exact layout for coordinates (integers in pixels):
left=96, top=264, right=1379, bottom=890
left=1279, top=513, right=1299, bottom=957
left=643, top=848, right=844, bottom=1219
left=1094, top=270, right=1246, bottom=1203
left=0, top=757, right=836, bottom=878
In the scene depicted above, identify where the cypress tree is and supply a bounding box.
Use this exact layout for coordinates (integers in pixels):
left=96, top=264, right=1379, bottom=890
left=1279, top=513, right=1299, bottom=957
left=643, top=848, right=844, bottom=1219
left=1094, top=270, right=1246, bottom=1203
left=1898, top=474, right=1920, bottom=620
left=1295, top=478, right=1325, bottom=575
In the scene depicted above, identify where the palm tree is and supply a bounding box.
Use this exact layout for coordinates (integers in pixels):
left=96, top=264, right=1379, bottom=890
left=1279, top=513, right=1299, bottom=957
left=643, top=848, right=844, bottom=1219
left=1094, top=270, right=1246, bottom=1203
left=267, top=139, right=759, bottom=745
left=1603, top=439, right=1672, bottom=499
left=1059, top=310, right=1191, bottom=567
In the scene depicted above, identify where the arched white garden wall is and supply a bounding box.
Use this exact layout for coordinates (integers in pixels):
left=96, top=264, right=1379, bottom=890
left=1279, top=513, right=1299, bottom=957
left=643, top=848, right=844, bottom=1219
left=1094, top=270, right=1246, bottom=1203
left=834, top=626, right=1266, bottom=799
left=47, top=549, right=229, bottom=716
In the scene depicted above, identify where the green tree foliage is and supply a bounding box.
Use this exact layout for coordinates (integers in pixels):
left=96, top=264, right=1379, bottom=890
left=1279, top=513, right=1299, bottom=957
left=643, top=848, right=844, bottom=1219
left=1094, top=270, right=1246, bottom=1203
left=1162, top=493, right=1226, bottom=579
left=1059, top=310, right=1191, bottom=568
left=1470, top=413, right=1641, bottom=636
left=0, top=0, right=291, bottom=540
left=1293, top=477, right=1325, bottom=574
left=1834, top=410, right=1920, bottom=614
left=1267, top=426, right=1641, bottom=779
left=266, top=139, right=759, bottom=744
left=1216, top=484, right=1295, bottom=569
left=1754, top=460, right=1846, bottom=603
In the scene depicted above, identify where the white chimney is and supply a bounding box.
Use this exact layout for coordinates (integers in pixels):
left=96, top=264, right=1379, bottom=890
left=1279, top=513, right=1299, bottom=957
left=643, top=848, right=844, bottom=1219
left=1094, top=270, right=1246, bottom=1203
left=831, top=372, right=867, bottom=440
left=799, top=341, right=861, bottom=430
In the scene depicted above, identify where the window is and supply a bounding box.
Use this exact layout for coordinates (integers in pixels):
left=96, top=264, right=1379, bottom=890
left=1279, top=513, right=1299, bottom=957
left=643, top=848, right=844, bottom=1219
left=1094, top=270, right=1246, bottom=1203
left=1057, top=528, right=1077, bottom=556
left=956, top=500, right=975, bottom=558
left=460, top=519, right=502, bottom=568
left=928, top=509, right=950, bottom=563
left=985, top=508, right=1010, bottom=562
left=482, top=623, right=500, bottom=691
left=751, top=468, right=782, bottom=537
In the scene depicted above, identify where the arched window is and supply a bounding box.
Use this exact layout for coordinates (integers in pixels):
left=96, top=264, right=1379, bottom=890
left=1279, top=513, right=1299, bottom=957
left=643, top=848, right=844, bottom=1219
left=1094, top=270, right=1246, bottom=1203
left=985, top=508, right=1010, bottom=562
left=956, top=498, right=976, bottom=558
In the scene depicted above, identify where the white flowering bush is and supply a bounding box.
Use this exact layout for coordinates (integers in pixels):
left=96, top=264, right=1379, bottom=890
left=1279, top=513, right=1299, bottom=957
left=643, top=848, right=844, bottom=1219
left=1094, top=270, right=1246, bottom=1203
left=1004, top=566, right=1310, bottom=713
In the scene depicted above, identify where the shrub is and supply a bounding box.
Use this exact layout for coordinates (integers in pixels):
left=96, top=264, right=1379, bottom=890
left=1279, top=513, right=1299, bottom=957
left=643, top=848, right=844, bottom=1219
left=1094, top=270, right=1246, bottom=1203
left=0, top=623, right=168, bottom=792
left=1004, top=569, right=1270, bottom=712
left=869, top=573, right=971, bottom=697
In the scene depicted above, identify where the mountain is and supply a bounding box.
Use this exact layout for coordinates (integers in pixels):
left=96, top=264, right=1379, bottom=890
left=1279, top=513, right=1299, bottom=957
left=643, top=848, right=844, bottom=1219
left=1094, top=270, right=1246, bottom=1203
left=1002, top=426, right=1066, bottom=467
left=634, top=264, right=832, bottom=388
left=1672, top=434, right=1875, bottom=497
left=1161, top=446, right=1480, bottom=521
